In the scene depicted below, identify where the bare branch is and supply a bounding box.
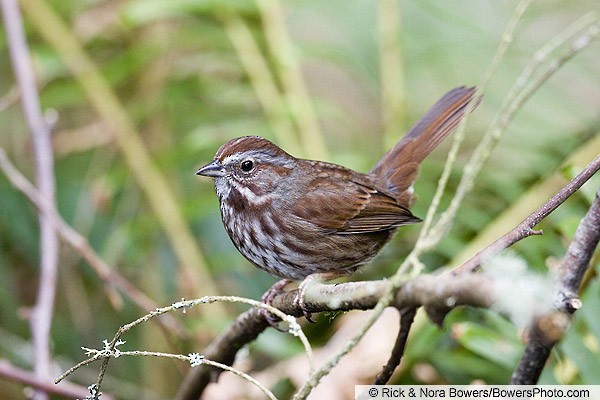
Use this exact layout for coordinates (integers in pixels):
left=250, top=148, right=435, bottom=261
left=511, top=312, right=570, bottom=385
left=453, top=154, right=600, bottom=275
left=373, top=307, right=416, bottom=385
left=57, top=296, right=311, bottom=400
left=0, top=360, right=112, bottom=400
left=556, top=187, right=600, bottom=312
left=175, top=273, right=494, bottom=400
left=1, top=0, right=58, bottom=397
left=0, top=147, right=187, bottom=337
left=512, top=187, right=600, bottom=384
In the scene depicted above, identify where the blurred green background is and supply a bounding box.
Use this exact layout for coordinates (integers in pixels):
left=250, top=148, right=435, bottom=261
left=1, top=0, right=599, bottom=399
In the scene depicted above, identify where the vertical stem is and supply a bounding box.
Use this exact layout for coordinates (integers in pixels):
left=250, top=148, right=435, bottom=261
left=1, top=0, right=58, bottom=397
left=377, top=0, right=406, bottom=150
left=255, top=0, right=328, bottom=159
left=218, top=7, right=302, bottom=154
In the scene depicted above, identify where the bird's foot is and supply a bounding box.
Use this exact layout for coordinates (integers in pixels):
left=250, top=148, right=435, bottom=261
left=260, top=278, right=293, bottom=330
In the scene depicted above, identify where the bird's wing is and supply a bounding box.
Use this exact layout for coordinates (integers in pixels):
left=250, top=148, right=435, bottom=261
left=289, top=166, right=421, bottom=234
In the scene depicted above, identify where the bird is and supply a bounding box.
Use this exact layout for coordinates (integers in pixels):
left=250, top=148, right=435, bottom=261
left=196, top=86, right=477, bottom=321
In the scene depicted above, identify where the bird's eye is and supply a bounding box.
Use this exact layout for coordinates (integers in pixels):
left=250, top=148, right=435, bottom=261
left=240, top=159, right=254, bottom=172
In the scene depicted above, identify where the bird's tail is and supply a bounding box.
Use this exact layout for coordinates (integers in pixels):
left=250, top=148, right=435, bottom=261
left=370, top=86, right=478, bottom=206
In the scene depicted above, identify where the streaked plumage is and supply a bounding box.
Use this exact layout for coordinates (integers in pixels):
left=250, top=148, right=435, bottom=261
left=197, top=86, right=477, bottom=280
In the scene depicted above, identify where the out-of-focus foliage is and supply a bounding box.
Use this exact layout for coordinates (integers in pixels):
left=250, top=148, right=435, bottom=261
left=0, top=0, right=599, bottom=398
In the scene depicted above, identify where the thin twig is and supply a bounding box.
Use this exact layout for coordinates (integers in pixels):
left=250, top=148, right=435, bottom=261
left=426, top=10, right=598, bottom=248
left=451, top=124, right=600, bottom=269
left=1, top=1, right=58, bottom=398
left=117, top=351, right=278, bottom=400
left=58, top=296, right=312, bottom=400
left=424, top=17, right=600, bottom=249
left=453, top=154, right=600, bottom=275
left=0, top=360, right=111, bottom=400
left=72, top=346, right=279, bottom=400
left=417, top=0, right=532, bottom=248
left=518, top=12, right=598, bottom=85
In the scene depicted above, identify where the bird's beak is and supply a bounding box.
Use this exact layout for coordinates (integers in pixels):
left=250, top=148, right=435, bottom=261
left=196, top=160, right=226, bottom=178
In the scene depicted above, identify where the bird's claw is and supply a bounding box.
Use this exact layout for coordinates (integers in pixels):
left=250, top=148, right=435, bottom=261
left=295, top=278, right=316, bottom=323
left=260, top=279, right=292, bottom=330
left=259, top=278, right=317, bottom=328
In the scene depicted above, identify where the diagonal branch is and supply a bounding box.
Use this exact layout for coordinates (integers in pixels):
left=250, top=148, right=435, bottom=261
left=453, top=154, right=600, bottom=275
left=0, top=147, right=187, bottom=338
left=512, top=187, right=600, bottom=384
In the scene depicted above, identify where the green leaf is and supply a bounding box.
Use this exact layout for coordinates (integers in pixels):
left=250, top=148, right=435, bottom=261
left=452, top=321, right=523, bottom=369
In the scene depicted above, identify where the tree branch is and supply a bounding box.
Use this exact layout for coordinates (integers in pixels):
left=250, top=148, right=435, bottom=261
left=0, top=147, right=187, bottom=338
left=555, top=187, right=600, bottom=312
left=373, top=307, right=416, bottom=385
left=512, top=187, right=600, bottom=384
left=1, top=0, right=58, bottom=398
left=175, top=273, right=494, bottom=400
left=453, top=154, right=600, bottom=275
left=0, top=360, right=113, bottom=400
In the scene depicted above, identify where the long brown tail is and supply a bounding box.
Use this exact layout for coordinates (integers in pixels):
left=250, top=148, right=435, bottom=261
left=370, top=86, right=477, bottom=206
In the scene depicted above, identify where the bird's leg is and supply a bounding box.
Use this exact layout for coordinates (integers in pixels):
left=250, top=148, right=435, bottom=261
left=261, top=278, right=293, bottom=330
left=296, top=271, right=347, bottom=323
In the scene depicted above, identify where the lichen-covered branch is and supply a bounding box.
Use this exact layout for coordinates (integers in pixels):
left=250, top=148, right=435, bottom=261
left=512, top=187, right=600, bottom=384
left=175, top=272, right=495, bottom=400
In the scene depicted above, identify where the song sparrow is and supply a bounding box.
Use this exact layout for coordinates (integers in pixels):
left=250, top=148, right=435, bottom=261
left=197, top=86, right=476, bottom=318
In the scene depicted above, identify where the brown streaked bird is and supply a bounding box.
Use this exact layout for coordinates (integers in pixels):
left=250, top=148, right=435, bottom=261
left=197, top=86, right=477, bottom=318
